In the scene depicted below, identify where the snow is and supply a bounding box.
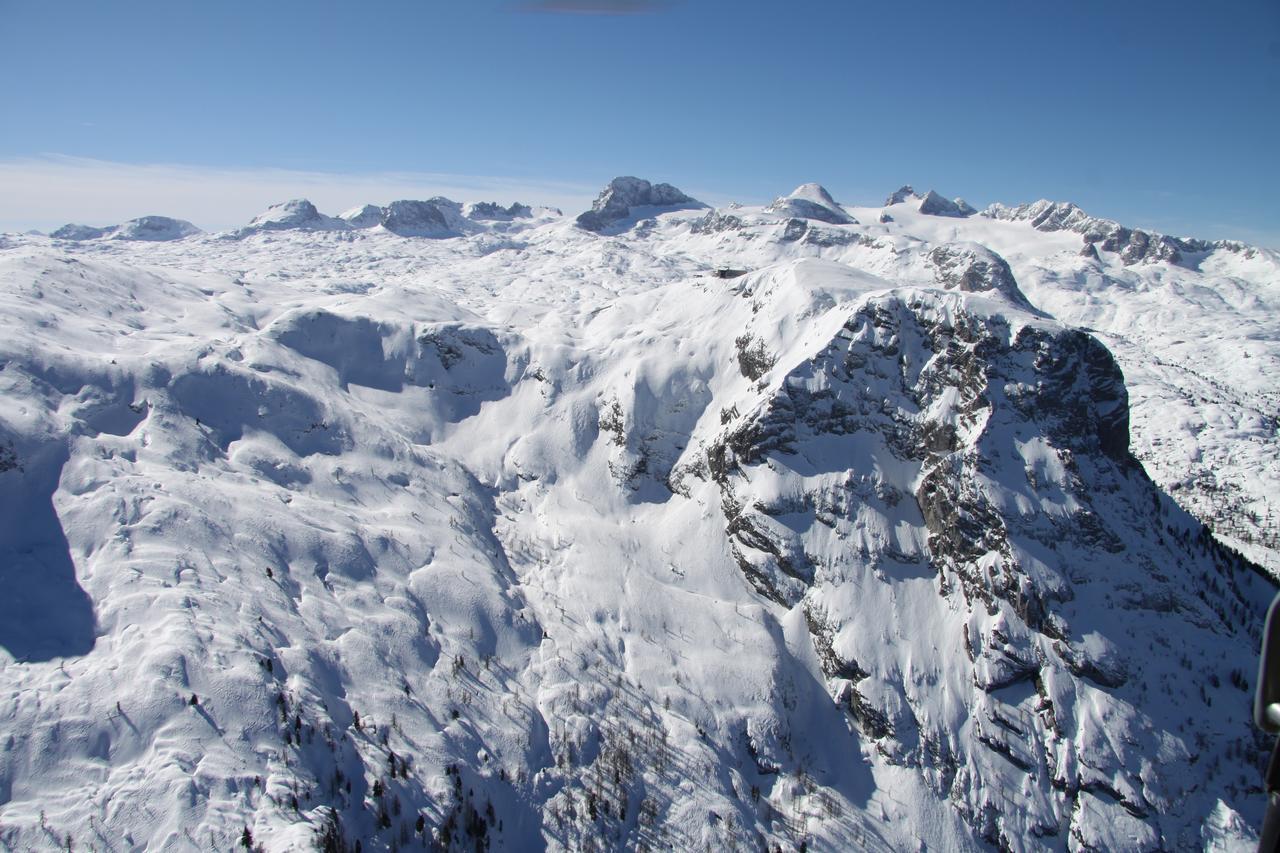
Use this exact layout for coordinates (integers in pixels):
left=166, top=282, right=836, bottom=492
left=50, top=216, right=201, bottom=242
left=0, top=180, right=1274, bottom=851
left=766, top=184, right=857, bottom=225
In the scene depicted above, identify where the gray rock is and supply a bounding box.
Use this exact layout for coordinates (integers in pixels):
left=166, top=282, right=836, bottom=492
left=928, top=243, right=1033, bottom=308
left=778, top=219, right=855, bottom=247
left=982, top=199, right=1218, bottom=265
left=690, top=211, right=744, bottom=235
left=885, top=185, right=919, bottom=206
left=466, top=201, right=532, bottom=221
left=885, top=186, right=974, bottom=217
left=575, top=176, right=703, bottom=232
left=919, top=190, right=972, bottom=218
left=337, top=199, right=475, bottom=236
left=381, top=200, right=452, bottom=237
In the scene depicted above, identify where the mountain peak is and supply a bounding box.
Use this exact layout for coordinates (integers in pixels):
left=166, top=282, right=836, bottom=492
left=786, top=182, right=839, bottom=206
left=240, top=198, right=349, bottom=234
left=918, top=189, right=975, bottom=218
left=338, top=203, right=384, bottom=229
left=767, top=182, right=856, bottom=225
left=885, top=185, right=920, bottom=205
left=884, top=186, right=975, bottom=217
left=575, top=176, right=703, bottom=232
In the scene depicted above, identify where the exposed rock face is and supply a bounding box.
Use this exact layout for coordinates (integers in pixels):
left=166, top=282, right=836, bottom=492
left=465, top=201, right=532, bottom=221
left=983, top=199, right=1216, bottom=265
left=766, top=183, right=857, bottom=225
left=338, top=199, right=480, bottom=236
left=51, top=217, right=201, bottom=242
left=928, top=242, right=1033, bottom=309
left=778, top=219, right=857, bottom=246
left=689, top=282, right=1268, bottom=849
left=886, top=186, right=975, bottom=217
left=380, top=200, right=453, bottom=237
left=919, top=190, right=973, bottom=218
left=885, top=185, right=920, bottom=206
left=575, top=176, right=702, bottom=232
left=690, top=210, right=744, bottom=234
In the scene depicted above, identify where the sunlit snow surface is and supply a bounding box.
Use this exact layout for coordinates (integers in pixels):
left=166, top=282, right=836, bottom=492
left=0, top=192, right=1276, bottom=851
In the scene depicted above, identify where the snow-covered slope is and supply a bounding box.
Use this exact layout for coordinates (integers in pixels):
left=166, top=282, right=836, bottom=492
left=0, top=180, right=1275, bottom=851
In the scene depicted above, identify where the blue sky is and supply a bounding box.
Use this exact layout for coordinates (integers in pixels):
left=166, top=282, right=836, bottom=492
left=1, top=0, right=1277, bottom=244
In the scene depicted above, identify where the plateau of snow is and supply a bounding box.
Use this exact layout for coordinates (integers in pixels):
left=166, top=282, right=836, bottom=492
left=1, top=180, right=1277, bottom=852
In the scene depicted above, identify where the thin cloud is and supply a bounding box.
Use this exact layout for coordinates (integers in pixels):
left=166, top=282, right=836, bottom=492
left=518, top=0, right=668, bottom=14
left=0, top=155, right=600, bottom=234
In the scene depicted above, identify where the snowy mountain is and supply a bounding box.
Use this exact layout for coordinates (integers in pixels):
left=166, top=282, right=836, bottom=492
left=884, top=186, right=976, bottom=218
left=238, top=199, right=350, bottom=235
left=50, top=215, right=202, bottom=242
left=574, top=176, right=705, bottom=232
left=0, top=179, right=1276, bottom=851
left=766, top=184, right=857, bottom=225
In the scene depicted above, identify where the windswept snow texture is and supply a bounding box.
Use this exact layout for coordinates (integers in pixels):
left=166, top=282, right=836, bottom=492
left=0, top=181, right=1277, bottom=852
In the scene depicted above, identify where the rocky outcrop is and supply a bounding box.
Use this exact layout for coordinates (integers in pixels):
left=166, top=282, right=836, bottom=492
left=983, top=199, right=1217, bottom=265
left=885, top=185, right=975, bottom=217
left=919, top=190, right=973, bottom=218
left=380, top=200, right=453, bottom=237
left=338, top=199, right=475, bottom=236
left=778, top=219, right=857, bottom=246
left=885, top=185, right=920, bottom=206
left=690, top=210, right=744, bottom=234
left=927, top=242, right=1034, bottom=309
left=575, top=176, right=703, bottom=232
left=690, top=283, right=1270, bottom=849
left=466, top=201, right=532, bottom=221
